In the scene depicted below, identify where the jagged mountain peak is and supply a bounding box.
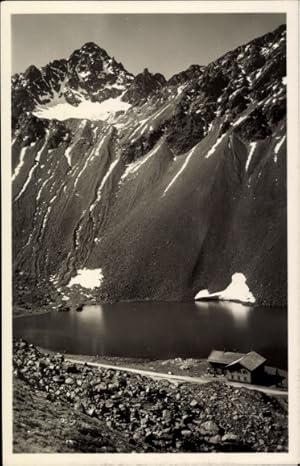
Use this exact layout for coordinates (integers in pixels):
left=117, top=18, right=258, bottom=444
left=141, top=67, right=165, bottom=80
left=23, top=64, right=41, bottom=78
left=167, top=64, right=204, bottom=87
left=68, top=42, right=110, bottom=65
left=137, top=68, right=166, bottom=86
left=79, top=41, right=107, bottom=53
left=67, top=41, right=133, bottom=82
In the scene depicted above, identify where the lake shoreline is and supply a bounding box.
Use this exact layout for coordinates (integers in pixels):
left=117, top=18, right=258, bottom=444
left=30, top=344, right=287, bottom=393
left=12, top=294, right=288, bottom=320
left=36, top=344, right=211, bottom=379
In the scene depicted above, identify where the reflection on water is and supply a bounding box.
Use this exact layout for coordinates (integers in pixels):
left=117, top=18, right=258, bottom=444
left=202, top=301, right=253, bottom=330
left=13, top=301, right=287, bottom=369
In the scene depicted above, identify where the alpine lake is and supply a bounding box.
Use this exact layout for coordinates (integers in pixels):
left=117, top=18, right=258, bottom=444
left=13, top=301, right=287, bottom=370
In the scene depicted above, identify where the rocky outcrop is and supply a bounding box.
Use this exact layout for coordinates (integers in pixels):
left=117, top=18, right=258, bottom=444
left=167, top=64, right=204, bottom=87
left=123, top=68, right=166, bottom=105
left=13, top=377, right=134, bottom=453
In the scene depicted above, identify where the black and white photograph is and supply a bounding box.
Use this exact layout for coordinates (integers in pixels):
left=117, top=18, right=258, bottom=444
left=1, top=1, right=299, bottom=464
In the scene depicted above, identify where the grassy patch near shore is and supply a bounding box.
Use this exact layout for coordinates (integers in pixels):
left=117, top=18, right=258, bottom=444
left=13, top=304, right=51, bottom=319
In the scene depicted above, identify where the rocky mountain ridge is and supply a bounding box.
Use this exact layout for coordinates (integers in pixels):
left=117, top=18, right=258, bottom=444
left=12, top=24, right=287, bottom=308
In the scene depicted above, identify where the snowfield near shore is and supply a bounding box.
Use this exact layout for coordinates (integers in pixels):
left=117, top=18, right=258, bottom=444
left=67, top=268, right=104, bottom=289
left=195, top=273, right=256, bottom=304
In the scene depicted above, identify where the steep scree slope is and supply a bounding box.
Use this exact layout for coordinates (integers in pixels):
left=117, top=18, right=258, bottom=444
left=12, top=25, right=287, bottom=306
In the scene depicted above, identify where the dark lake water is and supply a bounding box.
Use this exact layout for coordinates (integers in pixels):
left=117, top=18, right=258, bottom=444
left=13, top=301, right=287, bottom=369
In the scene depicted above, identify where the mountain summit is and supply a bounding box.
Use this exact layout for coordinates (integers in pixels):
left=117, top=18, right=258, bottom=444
left=12, top=25, right=287, bottom=309
left=12, top=42, right=134, bottom=128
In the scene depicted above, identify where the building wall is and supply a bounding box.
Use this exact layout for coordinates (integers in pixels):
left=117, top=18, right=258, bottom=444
left=226, top=368, right=252, bottom=383
left=209, top=363, right=251, bottom=382
left=208, top=363, right=226, bottom=375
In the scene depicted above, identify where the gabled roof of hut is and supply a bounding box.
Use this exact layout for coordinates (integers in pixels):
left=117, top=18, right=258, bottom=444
left=208, top=350, right=245, bottom=365
left=208, top=350, right=266, bottom=371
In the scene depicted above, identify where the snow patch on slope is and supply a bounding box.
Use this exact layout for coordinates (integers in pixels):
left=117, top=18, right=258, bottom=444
left=64, top=120, right=87, bottom=166
left=232, top=114, right=248, bottom=127
left=245, top=142, right=257, bottom=172
left=33, top=96, right=131, bottom=121
left=205, top=133, right=227, bottom=159
left=163, top=144, right=198, bottom=195
left=274, top=135, right=286, bottom=163
left=73, top=132, right=110, bottom=190
left=120, top=141, right=162, bottom=183
left=12, top=146, right=28, bottom=181
left=195, top=273, right=256, bottom=304
left=14, top=134, right=49, bottom=202
left=67, top=268, right=104, bottom=289
left=89, top=157, right=120, bottom=212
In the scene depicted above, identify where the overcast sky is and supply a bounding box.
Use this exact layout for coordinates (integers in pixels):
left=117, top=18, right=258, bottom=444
left=12, top=14, right=285, bottom=78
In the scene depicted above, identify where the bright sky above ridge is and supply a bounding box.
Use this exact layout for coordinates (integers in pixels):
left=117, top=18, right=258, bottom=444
left=12, top=14, right=285, bottom=78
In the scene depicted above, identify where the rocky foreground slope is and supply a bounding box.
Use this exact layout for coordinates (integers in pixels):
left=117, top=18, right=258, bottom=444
left=12, top=25, right=286, bottom=306
left=13, top=339, right=287, bottom=453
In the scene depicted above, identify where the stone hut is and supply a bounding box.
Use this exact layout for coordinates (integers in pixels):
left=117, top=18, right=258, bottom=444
left=208, top=350, right=266, bottom=384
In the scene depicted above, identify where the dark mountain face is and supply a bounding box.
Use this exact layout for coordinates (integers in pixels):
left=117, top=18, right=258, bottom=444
left=167, top=64, right=204, bottom=87
left=66, top=42, right=134, bottom=105
left=12, top=25, right=287, bottom=309
left=123, top=68, right=166, bottom=105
